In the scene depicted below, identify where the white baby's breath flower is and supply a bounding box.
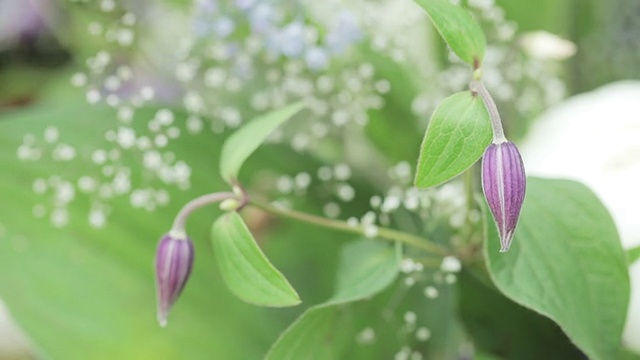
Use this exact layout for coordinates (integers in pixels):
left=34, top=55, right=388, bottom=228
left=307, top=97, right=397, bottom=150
left=519, top=31, right=577, bottom=60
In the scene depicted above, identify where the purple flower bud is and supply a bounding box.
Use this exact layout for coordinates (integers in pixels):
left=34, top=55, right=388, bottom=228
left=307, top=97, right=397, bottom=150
left=155, top=233, right=194, bottom=327
left=481, top=141, right=526, bottom=252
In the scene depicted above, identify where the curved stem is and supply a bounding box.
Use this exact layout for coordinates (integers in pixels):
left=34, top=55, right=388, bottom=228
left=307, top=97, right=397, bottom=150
left=471, top=80, right=507, bottom=144
left=249, top=200, right=450, bottom=256
left=171, top=192, right=237, bottom=236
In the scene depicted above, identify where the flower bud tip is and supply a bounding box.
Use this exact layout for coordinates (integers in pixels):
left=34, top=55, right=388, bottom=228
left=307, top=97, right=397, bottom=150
left=158, top=316, right=168, bottom=328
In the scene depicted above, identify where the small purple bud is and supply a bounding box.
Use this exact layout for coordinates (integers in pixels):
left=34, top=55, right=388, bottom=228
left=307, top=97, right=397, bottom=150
left=155, top=233, right=194, bottom=327
left=481, top=141, right=526, bottom=252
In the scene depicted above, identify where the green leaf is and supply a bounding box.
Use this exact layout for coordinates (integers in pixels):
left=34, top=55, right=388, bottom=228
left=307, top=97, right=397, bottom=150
left=0, top=96, right=366, bottom=358
left=266, top=240, right=401, bottom=359
left=484, top=178, right=630, bottom=360
left=619, top=348, right=640, bottom=360
left=330, top=240, right=402, bottom=303
left=414, top=91, right=491, bottom=188
left=473, top=353, right=502, bottom=360
left=265, top=305, right=354, bottom=360
left=627, top=244, right=640, bottom=265
left=0, top=102, right=308, bottom=359
left=460, top=271, right=584, bottom=359
left=211, top=212, right=301, bottom=307
left=413, top=0, right=487, bottom=66
left=219, top=102, right=304, bottom=184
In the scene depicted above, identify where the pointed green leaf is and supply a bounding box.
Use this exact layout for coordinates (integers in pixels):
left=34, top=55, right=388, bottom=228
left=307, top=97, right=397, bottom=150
left=211, top=212, right=301, bottom=307
left=414, top=0, right=487, bottom=65
left=627, top=245, right=640, bottom=265
left=330, top=240, right=402, bottom=303
left=414, top=91, right=491, bottom=188
left=219, top=102, right=304, bottom=183
left=266, top=240, right=401, bottom=359
left=484, top=178, right=629, bottom=360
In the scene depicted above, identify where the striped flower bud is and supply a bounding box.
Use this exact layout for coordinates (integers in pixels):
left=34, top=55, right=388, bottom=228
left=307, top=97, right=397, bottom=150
left=155, top=232, right=194, bottom=327
left=481, top=141, right=527, bottom=252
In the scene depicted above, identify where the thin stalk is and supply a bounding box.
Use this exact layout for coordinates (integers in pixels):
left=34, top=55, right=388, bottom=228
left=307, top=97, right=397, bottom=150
left=250, top=200, right=450, bottom=256
left=471, top=80, right=507, bottom=144
left=171, top=192, right=236, bottom=236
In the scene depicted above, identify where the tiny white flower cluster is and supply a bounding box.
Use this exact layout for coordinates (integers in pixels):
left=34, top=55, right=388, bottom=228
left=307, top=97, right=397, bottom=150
left=22, top=0, right=567, bottom=234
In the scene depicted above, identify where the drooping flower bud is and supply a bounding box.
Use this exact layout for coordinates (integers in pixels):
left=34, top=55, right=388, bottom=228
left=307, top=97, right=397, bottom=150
left=155, top=232, right=194, bottom=327
left=481, top=141, right=526, bottom=252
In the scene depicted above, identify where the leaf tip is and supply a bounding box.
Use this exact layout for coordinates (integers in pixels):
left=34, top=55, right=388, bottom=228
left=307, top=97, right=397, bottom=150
left=281, top=288, right=302, bottom=306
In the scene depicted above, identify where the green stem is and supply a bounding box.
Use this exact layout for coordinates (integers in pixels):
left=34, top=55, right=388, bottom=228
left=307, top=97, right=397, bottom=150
left=249, top=200, right=450, bottom=256
left=471, top=80, right=507, bottom=144
left=171, top=192, right=236, bottom=237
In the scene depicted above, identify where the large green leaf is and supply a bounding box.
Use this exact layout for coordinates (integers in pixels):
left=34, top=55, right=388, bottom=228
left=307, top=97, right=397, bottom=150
left=484, top=178, right=629, bottom=360
left=211, top=212, right=300, bottom=307
left=0, top=100, right=345, bottom=359
left=0, top=104, right=270, bottom=359
left=266, top=240, right=401, bottom=359
left=414, top=91, right=491, bottom=188
left=460, top=271, right=584, bottom=359
left=219, top=102, right=304, bottom=184
left=414, top=0, right=487, bottom=66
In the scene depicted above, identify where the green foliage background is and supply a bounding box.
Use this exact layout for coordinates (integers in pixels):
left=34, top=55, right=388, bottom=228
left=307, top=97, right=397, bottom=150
left=0, top=0, right=638, bottom=359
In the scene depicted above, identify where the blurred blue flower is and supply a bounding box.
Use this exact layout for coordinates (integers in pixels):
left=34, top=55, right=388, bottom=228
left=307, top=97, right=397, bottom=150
left=192, top=18, right=213, bottom=37
left=248, top=3, right=278, bottom=33
left=276, top=21, right=306, bottom=58
left=214, top=17, right=236, bottom=38
left=0, top=0, right=51, bottom=48
left=195, top=0, right=217, bottom=14
left=234, top=0, right=256, bottom=11
left=325, top=11, right=362, bottom=54
left=305, top=46, right=329, bottom=71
